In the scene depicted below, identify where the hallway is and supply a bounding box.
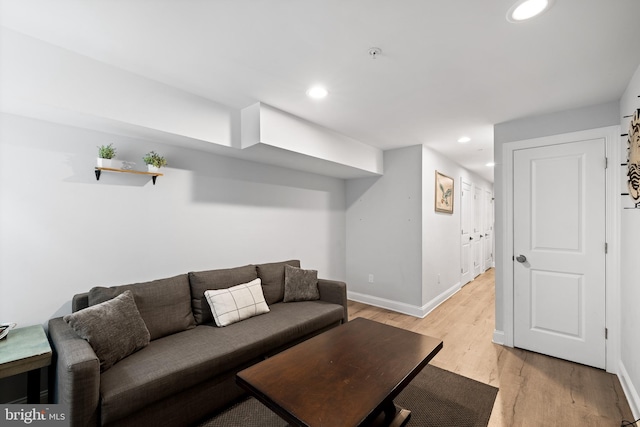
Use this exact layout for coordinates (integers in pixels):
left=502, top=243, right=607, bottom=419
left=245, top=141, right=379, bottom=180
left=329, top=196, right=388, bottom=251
left=347, top=269, right=634, bottom=426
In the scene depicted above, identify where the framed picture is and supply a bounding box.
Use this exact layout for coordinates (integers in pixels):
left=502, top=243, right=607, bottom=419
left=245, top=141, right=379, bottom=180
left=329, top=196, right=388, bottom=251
left=435, top=171, right=454, bottom=214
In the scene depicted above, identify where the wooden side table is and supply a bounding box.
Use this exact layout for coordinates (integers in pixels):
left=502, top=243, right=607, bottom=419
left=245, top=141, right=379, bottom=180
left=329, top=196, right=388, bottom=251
left=0, top=325, right=52, bottom=403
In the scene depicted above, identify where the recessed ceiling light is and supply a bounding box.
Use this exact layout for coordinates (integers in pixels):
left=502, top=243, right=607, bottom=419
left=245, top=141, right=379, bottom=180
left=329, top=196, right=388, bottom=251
left=507, top=0, right=552, bottom=22
left=486, top=162, right=496, bottom=167
left=458, top=136, right=471, bottom=143
left=306, top=86, right=328, bottom=99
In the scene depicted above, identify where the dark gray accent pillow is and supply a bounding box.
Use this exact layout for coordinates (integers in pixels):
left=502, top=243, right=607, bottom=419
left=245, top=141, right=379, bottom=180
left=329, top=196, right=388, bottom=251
left=188, top=265, right=258, bottom=324
left=64, top=290, right=150, bottom=372
left=256, top=260, right=301, bottom=305
left=283, top=264, right=320, bottom=302
left=89, top=274, right=195, bottom=341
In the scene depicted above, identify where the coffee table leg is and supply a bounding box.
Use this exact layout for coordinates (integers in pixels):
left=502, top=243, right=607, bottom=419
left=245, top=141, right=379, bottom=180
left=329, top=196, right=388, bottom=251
left=380, top=400, right=411, bottom=427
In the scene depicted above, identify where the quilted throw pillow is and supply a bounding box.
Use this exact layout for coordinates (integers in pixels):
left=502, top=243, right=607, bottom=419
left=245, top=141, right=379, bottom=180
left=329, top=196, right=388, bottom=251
left=204, top=278, right=270, bottom=327
left=64, top=290, right=150, bottom=372
left=283, top=264, right=320, bottom=302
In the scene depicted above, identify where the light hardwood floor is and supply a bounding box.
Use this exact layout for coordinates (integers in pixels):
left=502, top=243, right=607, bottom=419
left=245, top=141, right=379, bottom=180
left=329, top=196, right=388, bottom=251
left=347, top=269, right=634, bottom=427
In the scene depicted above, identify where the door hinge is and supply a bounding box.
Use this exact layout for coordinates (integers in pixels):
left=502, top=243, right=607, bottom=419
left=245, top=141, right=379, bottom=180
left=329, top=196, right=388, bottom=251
left=605, top=242, right=608, bottom=254
left=605, top=328, right=608, bottom=339
left=605, top=157, right=608, bottom=169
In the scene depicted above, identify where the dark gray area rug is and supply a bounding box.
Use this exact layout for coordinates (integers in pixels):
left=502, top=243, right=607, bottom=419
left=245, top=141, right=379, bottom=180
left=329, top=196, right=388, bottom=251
left=197, top=365, right=498, bottom=427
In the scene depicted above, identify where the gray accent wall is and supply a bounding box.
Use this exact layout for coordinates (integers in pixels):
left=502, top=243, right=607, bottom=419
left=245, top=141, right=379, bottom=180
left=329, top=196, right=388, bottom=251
left=346, top=145, right=493, bottom=316
left=346, top=146, right=423, bottom=307
left=493, top=100, right=620, bottom=335
left=494, top=84, right=640, bottom=417
left=494, top=101, right=620, bottom=146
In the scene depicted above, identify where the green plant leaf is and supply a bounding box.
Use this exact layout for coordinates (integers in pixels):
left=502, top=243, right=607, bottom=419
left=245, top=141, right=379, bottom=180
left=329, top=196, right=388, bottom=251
left=97, top=143, right=116, bottom=159
left=143, top=151, right=167, bottom=168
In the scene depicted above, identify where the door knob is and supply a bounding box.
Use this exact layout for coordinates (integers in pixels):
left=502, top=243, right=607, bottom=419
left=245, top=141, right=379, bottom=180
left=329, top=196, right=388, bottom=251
left=516, top=255, right=527, bottom=263
left=469, top=236, right=473, bottom=241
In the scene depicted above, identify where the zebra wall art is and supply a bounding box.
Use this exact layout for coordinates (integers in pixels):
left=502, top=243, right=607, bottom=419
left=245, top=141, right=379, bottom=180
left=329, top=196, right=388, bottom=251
left=628, top=109, right=640, bottom=205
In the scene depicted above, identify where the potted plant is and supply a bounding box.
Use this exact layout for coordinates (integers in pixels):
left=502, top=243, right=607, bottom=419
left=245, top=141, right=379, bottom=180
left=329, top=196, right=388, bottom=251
left=97, top=143, right=118, bottom=168
left=143, top=151, right=167, bottom=173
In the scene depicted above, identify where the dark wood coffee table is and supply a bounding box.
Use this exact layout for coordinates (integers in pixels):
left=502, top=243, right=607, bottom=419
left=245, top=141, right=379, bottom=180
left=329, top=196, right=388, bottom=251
left=236, top=317, right=443, bottom=427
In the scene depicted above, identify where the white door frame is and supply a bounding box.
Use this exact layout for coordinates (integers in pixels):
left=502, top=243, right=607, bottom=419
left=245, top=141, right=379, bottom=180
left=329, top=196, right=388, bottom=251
left=483, top=188, right=494, bottom=271
left=499, top=126, right=620, bottom=373
left=473, top=185, right=483, bottom=278
left=460, top=178, right=473, bottom=286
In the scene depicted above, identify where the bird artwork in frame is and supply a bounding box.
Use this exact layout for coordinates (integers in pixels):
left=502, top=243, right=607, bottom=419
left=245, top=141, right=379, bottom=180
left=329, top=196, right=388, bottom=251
left=435, top=171, right=454, bottom=214
left=627, top=109, right=640, bottom=205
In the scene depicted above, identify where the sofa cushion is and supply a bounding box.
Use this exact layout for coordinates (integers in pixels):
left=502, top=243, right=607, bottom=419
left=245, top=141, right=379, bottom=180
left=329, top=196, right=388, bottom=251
left=205, top=278, right=270, bottom=327
left=89, top=274, right=195, bottom=341
left=188, top=265, right=258, bottom=325
left=64, top=291, right=150, bottom=372
left=98, top=300, right=344, bottom=425
left=283, top=264, right=320, bottom=302
left=256, top=260, right=300, bottom=305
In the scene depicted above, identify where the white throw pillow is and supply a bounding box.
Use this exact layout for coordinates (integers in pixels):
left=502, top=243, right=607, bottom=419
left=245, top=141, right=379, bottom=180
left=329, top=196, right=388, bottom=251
left=204, top=278, right=270, bottom=327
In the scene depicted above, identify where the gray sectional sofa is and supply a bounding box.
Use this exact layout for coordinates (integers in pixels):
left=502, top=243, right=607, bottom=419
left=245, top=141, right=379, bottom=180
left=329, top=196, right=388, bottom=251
left=47, top=260, right=348, bottom=427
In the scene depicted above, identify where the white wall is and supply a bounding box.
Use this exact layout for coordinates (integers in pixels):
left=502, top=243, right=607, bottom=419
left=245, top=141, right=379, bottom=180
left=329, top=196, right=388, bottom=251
left=241, top=103, right=383, bottom=175
left=0, top=113, right=346, bottom=329
left=619, top=63, right=640, bottom=418
left=346, top=146, right=423, bottom=308
left=1, top=28, right=237, bottom=148
left=1, top=29, right=381, bottom=181
left=421, top=146, right=492, bottom=306
left=345, top=144, right=492, bottom=316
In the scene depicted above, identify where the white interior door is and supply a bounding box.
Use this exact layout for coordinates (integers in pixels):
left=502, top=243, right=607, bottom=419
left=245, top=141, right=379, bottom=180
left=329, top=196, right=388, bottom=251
left=513, top=138, right=606, bottom=369
left=483, top=189, right=494, bottom=270
left=472, top=185, right=483, bottom=278
left=460, top=179, right=472, bottom=286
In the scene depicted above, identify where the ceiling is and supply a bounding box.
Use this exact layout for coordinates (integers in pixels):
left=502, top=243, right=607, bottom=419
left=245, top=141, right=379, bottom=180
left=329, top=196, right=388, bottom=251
left=2, top=0, right=640, bottom=183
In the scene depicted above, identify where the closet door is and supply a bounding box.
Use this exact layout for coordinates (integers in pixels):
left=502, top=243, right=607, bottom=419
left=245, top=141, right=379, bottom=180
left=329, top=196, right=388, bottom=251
left=513, top=138, right=606, bottom=369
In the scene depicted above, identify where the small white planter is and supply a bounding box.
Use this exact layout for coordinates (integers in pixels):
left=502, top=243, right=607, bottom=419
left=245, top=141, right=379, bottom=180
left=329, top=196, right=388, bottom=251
left=147, top=165, right=161, bottom=173
left=97, top=159, right=123, bottom=169
left=97, top=158, right=113, bottom=168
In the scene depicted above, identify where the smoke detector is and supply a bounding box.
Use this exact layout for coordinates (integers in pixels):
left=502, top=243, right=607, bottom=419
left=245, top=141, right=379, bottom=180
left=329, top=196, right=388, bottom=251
left=368, top=47, right=382, bottom=59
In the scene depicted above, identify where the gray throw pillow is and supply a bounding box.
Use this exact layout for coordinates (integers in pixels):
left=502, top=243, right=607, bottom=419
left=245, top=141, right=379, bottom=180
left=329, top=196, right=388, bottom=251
left=256, top=260, right=301, bottom=305
left=89, top=274, right=195, bottom=340
left=283, top=264, right=320, bottom=302
left=64, top=290, right=150, bottom=372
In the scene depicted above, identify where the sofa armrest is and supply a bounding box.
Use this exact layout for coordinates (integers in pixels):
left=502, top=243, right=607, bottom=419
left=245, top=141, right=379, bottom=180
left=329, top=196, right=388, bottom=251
left=48, top=317, right=100, bottom=427
left=72, top=292, right=90, bottom=312
left=317, top=279, right=348, bottom=323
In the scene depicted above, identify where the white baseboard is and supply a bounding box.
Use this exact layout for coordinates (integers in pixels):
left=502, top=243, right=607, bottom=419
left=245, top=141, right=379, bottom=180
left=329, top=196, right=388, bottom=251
left=348, top=282, right=461, bottom=319
left=492, top=329, right=505, bottom=345
left=618, top=361, right=640, bottom=419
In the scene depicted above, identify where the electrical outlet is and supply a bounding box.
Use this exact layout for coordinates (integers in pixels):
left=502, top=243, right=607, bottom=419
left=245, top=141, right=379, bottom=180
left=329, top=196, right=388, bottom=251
left=368, top=274, right=374, bottom=283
